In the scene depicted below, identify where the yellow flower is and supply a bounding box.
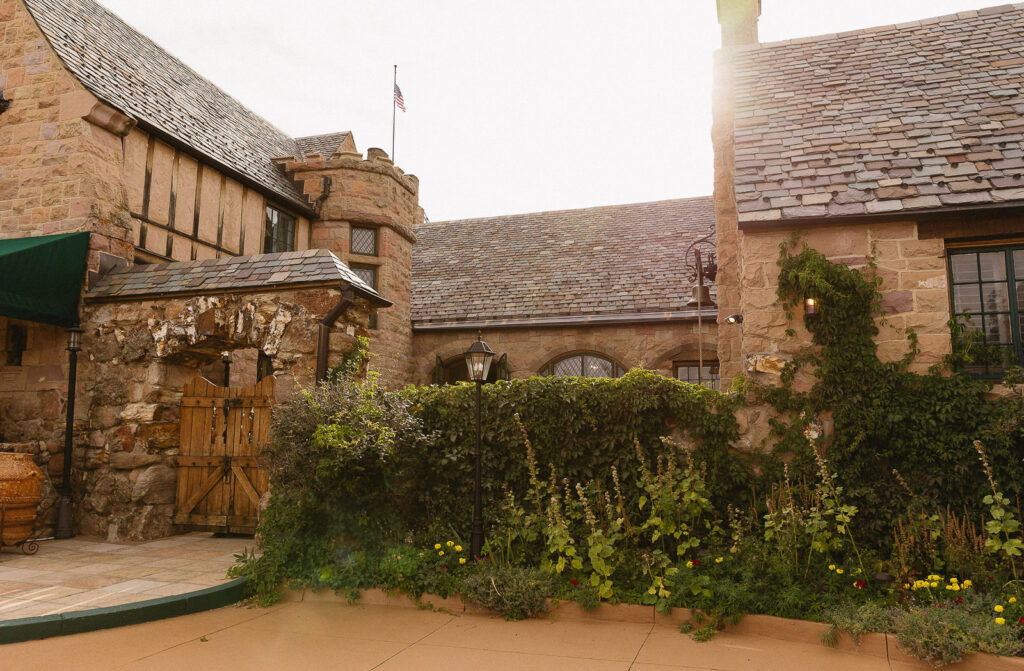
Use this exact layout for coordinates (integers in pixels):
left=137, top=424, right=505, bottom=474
left=963, top=580, right=972, bottom=588
left=950, top=577, right=958, bottom=583
left=459, top=557, right=466, bottom=565
left=836, top=569, right=844, bottom=575
left=648, top=587, right=657, bottom=595
left=446, top=541, right=454, bottom=547
left=715, top=557, right=724, bottom=564
left=995, top=617, right=1006, bottom=625
left=686, top=561, right=693, bottom=568
left=1010, top=597, right=1017, bottom=604
left=455, top=545, right=463, bottom=552
left=434, top=543, right=441, bottom=550
left=828, top=564, right=836, bottom=571
left=995, top=605, right=1004, bottom=613
left=903, top=583, right=910, bottom=589
left=930, top=582, right=938, bottom=588
left=438, top=550, right=445, bottom=556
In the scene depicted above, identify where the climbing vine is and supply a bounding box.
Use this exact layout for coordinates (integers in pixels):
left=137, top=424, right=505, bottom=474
left=760, top=234, right=1024, bottom=547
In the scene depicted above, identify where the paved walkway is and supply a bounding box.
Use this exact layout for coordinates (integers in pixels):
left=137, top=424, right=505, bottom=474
left=0, top=532, right=250, bottom=620
left=2, top=600, right=951, bottom=670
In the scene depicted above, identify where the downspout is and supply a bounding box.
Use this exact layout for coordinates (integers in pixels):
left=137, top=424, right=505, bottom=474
left=315, top=287, right=356, bottom=383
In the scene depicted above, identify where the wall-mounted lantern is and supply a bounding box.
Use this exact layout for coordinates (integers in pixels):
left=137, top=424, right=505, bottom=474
left=804, top=297, right=820, bottom=320
left=725, top=313, right=744, bottom=325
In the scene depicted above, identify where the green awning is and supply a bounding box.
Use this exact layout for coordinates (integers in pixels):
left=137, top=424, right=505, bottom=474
left=0, top=232, right=90, bottom=327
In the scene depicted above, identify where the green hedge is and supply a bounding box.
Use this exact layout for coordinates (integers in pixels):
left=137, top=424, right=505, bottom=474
left=399, top=371, right=748, bottom=534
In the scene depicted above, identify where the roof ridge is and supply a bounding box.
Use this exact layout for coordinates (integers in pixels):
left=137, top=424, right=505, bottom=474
left=735, top=2, right=1024, bottom=52
left=425, top=195, right=714, bottom=227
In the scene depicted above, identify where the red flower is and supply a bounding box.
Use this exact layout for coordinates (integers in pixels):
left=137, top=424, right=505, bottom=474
left=854, top=580, right=867, bottom=589
left=956, top=597, right=964, bottom=603
left=692, top=559, right=701, bottom=567
left=570, top=579, right=578, bottom=586
left=440, top=566, right=447, bottom=572
left=1019, top=616, right=1024, bottom=624
left=988, top=576, right=995, bottom=581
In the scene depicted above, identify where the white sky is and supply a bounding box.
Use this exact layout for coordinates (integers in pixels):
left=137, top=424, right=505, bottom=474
left=99, top=0, right=1004, bottom=221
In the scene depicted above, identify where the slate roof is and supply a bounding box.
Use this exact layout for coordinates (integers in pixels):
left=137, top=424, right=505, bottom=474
left=731, top=4, right=1024, bottom=224
left=296, top=132, right=352, bottom=159
left=87, top=249, right=390, bottom=306
left=411, top=198, right=715, bottom=324
left=23, top=0, right=340, bottom=211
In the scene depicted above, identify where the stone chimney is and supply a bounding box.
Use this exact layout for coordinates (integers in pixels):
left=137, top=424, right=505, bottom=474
left=716, top=0, right=761, bottom=47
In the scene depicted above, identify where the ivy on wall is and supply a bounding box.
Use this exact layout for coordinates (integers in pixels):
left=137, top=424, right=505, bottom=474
left=760, top=234, right=1024, bottom=545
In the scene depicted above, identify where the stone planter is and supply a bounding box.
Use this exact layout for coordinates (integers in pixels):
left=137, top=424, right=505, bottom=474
left=0, top=452, right=45, bottom=548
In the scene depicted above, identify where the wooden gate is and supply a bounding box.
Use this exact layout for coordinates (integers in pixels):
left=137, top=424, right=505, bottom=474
left=174, top=375, right=274, bottom=534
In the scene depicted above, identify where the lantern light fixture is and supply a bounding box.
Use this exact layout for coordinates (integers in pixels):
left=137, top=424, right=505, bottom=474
left=464, top=331, right=495, bottom=382
left=725, top=313, right=744, bottom=325
left=66, top=327, right=83, bottom=352
left=804, top=297, right=820, bottom=319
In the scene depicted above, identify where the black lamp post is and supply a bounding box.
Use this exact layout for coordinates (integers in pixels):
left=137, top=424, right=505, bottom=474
left=54, top=326, right=82, bottom=539
left=464, top=331, right=494, bottom=559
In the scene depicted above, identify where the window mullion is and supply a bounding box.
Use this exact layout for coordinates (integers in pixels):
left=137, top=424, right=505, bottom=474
left=1008, top=247, right=1023, bottom=366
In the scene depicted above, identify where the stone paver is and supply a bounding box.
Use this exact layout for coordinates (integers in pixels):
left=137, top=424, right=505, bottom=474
left=0, top=532, right=250, bottom=620
left=1, top=600, right=935, bottom=671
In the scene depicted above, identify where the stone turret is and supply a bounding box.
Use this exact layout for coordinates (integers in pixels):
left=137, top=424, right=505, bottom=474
left=281, top=147, right=423, bottom=384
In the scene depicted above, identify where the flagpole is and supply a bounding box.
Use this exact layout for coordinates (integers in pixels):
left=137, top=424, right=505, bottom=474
left=391, top=64, right=397, bottom=161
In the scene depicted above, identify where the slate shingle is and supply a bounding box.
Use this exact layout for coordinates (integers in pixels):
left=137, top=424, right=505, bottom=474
left=731, top=4, right=1024, bottom=223
left=411, top=198, right=715, bottom=324
left=23, top=0, right=345, bottom=211
left=88, top=249, right=389, bottom=305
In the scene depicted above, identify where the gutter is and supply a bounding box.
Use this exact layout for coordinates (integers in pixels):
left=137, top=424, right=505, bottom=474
left=412, top=309, right=719, bottom=332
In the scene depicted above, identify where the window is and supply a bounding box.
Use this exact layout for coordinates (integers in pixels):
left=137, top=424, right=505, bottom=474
left=674, top=361, right=720, bottom=389
left=4, top=323, right=26, bottom=366
left=350, top=264, right=377, bottom=290
left=350, top=264, right=378, bottom=329
left=540, top=352, right=626, bottom=378
left=350, top=226, right=377, bottom=256
left=948, top=245, right=1024, bottom=375
left=263, top=205, right=296, bottom=253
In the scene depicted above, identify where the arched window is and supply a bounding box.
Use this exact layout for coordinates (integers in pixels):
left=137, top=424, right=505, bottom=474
left=540, top=352, right=626, bottom=378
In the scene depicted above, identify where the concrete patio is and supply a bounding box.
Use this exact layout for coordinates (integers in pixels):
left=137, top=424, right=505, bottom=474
left=0, top=598, right=996, bottom=670
left=0, top=532, right=250, bottom=620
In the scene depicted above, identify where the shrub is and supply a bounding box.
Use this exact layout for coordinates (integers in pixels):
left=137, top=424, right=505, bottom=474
left=459, top=565, right=552, bottom=620
left=894, top=605, right=1022, bottom=666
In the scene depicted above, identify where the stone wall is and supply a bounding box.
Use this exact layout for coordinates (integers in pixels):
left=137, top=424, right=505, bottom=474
left=411, top=320, right=718, bottom=385
left=289, top=148, right=423, bottom=386
left=1, top=0, right=133, bottom=271
left=736, top=221, right=950, bottom=373
left=37, top=285, right=372, bottom=541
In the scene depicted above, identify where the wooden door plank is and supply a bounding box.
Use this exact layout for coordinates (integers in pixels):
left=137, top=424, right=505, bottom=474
left=177, top=464, right=225, bottom=517
left=231, top=464, right=262, bottom=507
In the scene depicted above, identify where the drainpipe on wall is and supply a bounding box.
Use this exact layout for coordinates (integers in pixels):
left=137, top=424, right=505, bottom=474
left=315, top=288, right=356, bottom=383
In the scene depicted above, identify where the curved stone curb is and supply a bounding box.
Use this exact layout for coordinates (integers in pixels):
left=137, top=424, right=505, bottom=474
left=0, top=577, right=247, bottom=644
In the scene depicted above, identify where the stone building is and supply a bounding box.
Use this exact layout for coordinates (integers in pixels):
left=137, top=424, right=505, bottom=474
left=713, top=1, right=1024, bottom=388
left=0, top=0, right=407, bottom=539
left=0, top=0, right=716, bottom=540
left=412, top=198, right=718, bottom=385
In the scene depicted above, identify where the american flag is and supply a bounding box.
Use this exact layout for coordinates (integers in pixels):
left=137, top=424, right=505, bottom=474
left=394, top=84, right=406, bottom=112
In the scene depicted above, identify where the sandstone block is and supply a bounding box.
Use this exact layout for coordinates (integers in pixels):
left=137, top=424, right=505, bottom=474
left=120, top=402, right=157, bottom=422
left=746, top=353, right=790, bottom=375
left=880, top=291, right=913, bottom=314
left=130, top=464, right=176, bottom=504
left=109, top=451, right=162, bottom=470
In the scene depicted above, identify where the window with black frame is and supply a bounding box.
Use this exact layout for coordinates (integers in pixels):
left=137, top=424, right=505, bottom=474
left=948, top=245, right=1024, bottom=375
left=674, top=361, right=720, bottom=389
left=350, top=264, right=379, bottom=329
left=263, top=205, right=296, bottom=253
left=540, top=352, right=626, bottom=378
